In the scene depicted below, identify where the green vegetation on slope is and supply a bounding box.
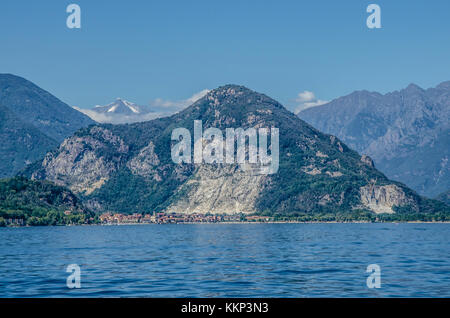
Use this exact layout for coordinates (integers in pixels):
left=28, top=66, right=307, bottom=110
left=0, top=177, right=96, bottom=226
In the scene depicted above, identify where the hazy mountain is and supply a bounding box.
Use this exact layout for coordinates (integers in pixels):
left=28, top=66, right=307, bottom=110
left=0, top=74, right=95, bottom=177
left=436, top=190, right=450, bottom=205
left=299, top=81, right=450, bottom=198
left=0, top=74, right=95, bottom=142
left=24, top=85, right=448, bottom=220
left=0, top=104, right=57, bottom=177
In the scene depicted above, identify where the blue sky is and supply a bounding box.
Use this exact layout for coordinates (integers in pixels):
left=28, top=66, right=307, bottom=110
left=1, top=0, right=449, bottom=112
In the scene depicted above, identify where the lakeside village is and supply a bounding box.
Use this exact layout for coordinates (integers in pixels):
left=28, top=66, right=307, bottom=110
left=99, top=212, right=273, bottom=225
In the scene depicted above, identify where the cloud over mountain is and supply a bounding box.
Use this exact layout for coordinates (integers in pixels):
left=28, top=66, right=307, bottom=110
left=148, top=89, right=210, bottom=112
left=294, top=90, right=328, bottom=114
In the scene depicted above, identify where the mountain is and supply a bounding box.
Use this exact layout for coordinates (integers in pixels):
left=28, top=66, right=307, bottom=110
left=93, top=98, right=148, bottom=115
left=0, top=177, right=94, bottom=226
left=0, top=74, right=95, bottom=142
left=299, top=81, right=450, bottom=198
left=23, top=85, right=449, bottom=221
left=0, top=74, right=95, bottom=177
left=74, top=98, right=165, bottom=124
left=0, top=104, right=57, bottom=177
left=436, top=190, right=450, bottom=205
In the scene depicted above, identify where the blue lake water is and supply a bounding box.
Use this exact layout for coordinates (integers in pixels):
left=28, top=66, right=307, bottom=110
left=0, top=223, right=449, bottom=297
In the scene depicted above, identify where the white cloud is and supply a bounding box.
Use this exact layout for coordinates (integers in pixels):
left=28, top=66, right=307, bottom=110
left=186, top=89, right=210, bottom=105
left=294, top=90, right=328, bottom=114
left=149, top=89, right=210, bottom=112
left=296, top=90, right=316, bottom=103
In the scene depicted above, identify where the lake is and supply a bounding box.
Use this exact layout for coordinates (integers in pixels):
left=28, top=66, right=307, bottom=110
left=0, top=223, right=449, bottom=297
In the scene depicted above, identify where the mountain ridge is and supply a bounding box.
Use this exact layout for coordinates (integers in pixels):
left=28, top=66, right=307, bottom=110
left=0, top=74, right=95, bottom=178
left=0, top=74, right=95, bottom=142
left=299, top=81, right=450, bottom=197
left=24, top=84, right=449, bottom=220
left=436, top=190, right=450, bottom=205
left=0, top=103, right=57, bottom=177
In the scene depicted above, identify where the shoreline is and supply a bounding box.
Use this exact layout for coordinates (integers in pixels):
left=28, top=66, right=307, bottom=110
left=98, top=221, right=450, bottom=225
left=2, top=221, right=450, bottom=228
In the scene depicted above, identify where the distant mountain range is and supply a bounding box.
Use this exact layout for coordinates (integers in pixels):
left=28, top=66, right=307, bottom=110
left=0, top=74, right=95, bottom=178
left=74, top=98, right=170, bottom=124
left=299, top=81, right=450, bottom=198
left=23, top=85, right=449, bottom=221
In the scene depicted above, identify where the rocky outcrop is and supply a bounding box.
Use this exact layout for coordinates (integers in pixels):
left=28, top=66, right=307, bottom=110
left=166, top=165, right=267, bottom=214
left=361, top=155, right=375, bottom=168
left=360, top=184, right=414, bottom=214
left=31, top=127, right=128, bottom=195
left=127, top=141, right=161, bottom=180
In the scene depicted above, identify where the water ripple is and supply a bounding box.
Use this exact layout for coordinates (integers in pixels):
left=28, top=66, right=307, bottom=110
left=0, top=223, right=449, bottom=297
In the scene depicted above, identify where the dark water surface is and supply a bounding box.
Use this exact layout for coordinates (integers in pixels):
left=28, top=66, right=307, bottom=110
left=0, top=223, right=449, bottom=297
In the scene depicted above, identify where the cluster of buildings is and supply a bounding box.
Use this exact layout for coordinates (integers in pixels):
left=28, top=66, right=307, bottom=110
left=99, top=213, right=148, bottom=224
left=98, top=212, right=273, bottom=224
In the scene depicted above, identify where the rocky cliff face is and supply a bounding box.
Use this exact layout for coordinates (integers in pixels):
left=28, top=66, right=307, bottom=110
left=299, top=81, right=450, bottom=197
left=24, top=85, right=448, bottom=218
left=360, top=184, right=414, bottom=214
left=32, top=126, right=128, bottom=195
left=166, top=165, right=268, bottom=214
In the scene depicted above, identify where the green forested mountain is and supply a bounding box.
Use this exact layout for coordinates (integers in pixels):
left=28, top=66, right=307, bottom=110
left=24, top=85, right=450, bottom=221
left=0, top=177, right=95, bottom=226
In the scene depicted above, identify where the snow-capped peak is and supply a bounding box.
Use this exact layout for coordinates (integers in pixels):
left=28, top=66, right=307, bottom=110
left=93, top=98, right=143, bottom=115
